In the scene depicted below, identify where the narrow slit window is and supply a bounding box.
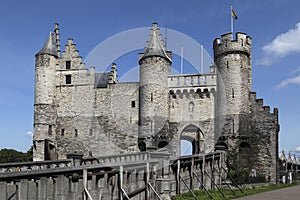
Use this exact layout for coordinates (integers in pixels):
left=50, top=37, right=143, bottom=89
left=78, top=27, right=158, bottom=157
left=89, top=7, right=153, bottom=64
left=232, top=88, right=235, bottom=98
left=89, top=129, right=93, bottom=136
left=74, top=129, right=78, bottom=137
left=61, top=129, right=65, bottom=136
left=151, top=93, right=153, bottom=102
left=65, top=75, right=72, bottom=84
left=66, top=61, right=71, bottom=69
left=48, top=125, right=52, bottom=136
left=131, top=101, right=135, bottom=108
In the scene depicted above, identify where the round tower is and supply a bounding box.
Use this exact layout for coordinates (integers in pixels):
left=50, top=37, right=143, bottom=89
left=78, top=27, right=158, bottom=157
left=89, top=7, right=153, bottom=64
left=33, top=32, right=58, bottom=161
left=138, top=23, right=172, bottom=151
left=213, top=32, right=252, bottom=138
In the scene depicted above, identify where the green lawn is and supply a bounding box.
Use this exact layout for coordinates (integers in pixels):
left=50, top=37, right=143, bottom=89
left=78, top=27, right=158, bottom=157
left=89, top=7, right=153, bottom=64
left=172, top=182, right=300, bottom=200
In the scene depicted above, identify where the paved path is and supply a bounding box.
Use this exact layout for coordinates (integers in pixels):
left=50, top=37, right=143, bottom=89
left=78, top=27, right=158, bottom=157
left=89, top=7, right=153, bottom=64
left=234, top=185, right=300, bottom=200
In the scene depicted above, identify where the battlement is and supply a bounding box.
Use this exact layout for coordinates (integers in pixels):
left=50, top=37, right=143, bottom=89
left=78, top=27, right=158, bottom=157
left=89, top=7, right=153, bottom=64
left=250, top=92, right=278, bottom=117
left=170, top=87, right=215, bottom=99
left=213, top=32, right=252, bottom=58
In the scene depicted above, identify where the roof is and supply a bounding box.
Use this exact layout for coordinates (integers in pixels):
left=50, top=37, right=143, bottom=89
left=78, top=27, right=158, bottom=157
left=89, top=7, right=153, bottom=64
left=95, top=73, right=109, bottom=88
left=36, top=32, right=58, bottom=57
left=139, top=23, right=171, bottom=64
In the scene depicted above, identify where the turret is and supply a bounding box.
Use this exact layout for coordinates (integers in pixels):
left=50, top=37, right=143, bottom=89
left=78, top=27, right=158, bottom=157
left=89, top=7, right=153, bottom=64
left=108, top=63, right=118, bottom=84
left=138, top=23, right=172, bottom=151
left=213, top=32, right=252, bottom=137
left=33, top=30, right=58, bottom=161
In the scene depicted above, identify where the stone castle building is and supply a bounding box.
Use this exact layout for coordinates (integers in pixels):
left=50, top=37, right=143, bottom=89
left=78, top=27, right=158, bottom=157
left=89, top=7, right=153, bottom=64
left=33, top=23, right=279, bottom=182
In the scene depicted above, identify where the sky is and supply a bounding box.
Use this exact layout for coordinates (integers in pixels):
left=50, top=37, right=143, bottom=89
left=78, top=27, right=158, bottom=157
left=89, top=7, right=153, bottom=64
left=0, top=0, right=300, bottom=156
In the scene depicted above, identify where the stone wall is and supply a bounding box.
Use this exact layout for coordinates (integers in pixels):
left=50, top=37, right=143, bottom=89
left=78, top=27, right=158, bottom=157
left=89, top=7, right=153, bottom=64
left=249, top=92, right=279, bottom=183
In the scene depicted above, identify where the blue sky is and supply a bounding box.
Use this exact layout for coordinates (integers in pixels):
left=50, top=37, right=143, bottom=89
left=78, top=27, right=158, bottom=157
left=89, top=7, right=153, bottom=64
left=0, top=0, right=300, bottom=154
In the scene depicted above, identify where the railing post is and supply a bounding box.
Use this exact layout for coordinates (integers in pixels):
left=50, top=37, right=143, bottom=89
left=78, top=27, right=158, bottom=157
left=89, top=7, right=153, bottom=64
left=191, top=157, right=194, bottom=191
left=83, top=169, right=88, bottom=200
left=177, top=159, right=181, bottom=194
left=202, top=154, right=205, bottom=188
left=212, top=154, right=215, bottom=190
left=18, top=179, right=28, bottom=200
left=146, top=162, right=150, bottom=200
left=0, top=182, right=7, bottom=200
left=119, top=165, right=123, bottom=200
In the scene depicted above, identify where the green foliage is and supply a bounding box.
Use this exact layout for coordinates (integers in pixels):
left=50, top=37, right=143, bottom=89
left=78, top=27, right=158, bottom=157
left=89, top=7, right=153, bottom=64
left=172, top=182, right=300, bottom=200
left=226, top=145, right=250, bottom=185
left=0, top=146, right=33, bottom=163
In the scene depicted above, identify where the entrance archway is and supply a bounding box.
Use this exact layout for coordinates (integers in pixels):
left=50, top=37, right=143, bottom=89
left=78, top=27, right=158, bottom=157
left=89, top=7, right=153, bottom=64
left=180, top=124, right=204, bottom=155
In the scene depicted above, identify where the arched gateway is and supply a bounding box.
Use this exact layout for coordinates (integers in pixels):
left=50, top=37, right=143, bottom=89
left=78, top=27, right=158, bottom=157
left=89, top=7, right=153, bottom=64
left=180, top=124, right=204, bottom=155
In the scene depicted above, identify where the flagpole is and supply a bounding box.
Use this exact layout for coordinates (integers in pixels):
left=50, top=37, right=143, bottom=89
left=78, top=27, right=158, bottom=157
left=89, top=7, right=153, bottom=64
left=231, top=4, right=233, bottom=34
left=180, top=46, right=183, bottom=74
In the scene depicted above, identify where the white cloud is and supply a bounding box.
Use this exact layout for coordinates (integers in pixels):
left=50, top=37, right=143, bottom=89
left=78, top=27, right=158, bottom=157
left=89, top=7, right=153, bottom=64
left=26, top=131, right=33, bottom=138
left=290, top=66, right=300, bottom=75
left=258, top=22, right=300, bottom=66
left=295, top=146, right=300, bottom=152
left=275, top=74, right=300, bottom=89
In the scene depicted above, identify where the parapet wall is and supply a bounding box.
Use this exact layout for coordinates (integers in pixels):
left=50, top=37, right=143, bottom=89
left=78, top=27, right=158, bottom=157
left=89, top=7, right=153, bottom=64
left=213, top=32, right=252, bottom=58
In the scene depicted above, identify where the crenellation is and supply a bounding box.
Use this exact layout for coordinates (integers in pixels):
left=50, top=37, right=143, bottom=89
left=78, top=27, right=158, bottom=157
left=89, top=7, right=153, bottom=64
left=263, top=106, right=270, bottom=112
left=256, top=98, right=264, bottom=106
left=213, top=32, right=252, bottom=59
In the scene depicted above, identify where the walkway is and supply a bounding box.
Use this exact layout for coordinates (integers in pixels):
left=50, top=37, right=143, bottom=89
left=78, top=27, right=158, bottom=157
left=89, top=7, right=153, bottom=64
left=234, top=185, right=300, bottom=200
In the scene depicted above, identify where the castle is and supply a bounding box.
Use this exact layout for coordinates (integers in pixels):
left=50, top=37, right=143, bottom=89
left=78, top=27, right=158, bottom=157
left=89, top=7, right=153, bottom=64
left=33, top=23, right=279, bottom=183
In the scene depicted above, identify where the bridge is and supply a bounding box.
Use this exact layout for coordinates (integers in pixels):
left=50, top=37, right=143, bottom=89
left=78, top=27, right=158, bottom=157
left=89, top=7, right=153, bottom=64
left=0, top=151, right=225, bottom=200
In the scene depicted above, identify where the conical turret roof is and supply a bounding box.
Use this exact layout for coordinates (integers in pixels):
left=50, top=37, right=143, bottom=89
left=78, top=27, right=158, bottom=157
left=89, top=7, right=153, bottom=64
left=139, top=23, right=171, bottom=64
left=36, top=32, right=58, bottom=57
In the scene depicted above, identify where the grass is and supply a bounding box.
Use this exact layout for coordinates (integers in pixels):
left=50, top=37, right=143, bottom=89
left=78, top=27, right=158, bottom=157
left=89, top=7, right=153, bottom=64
left=172, top=182, right=300, bottom=200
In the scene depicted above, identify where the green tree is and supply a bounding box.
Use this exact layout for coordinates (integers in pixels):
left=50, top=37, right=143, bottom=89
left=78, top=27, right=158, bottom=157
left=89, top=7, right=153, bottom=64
left=226, top=145, right=250, bottom=185
left=0, top=146, right=33, bottom=163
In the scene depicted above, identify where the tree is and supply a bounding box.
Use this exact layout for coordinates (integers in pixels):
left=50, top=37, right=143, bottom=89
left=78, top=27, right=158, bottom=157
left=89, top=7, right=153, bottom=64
left=226, top=145, right=250, bottom=185
left=0, top=146, right=33, bottom=163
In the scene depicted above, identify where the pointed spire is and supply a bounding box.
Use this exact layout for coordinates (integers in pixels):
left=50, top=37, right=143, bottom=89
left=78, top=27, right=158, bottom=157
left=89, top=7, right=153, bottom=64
left=36, top=32, right=58, bottom=57
left=280, top=150, right=286, bottom=161
left=287, top=152, right=292, bottom=163
left=139, top=22, right=171, bottom=63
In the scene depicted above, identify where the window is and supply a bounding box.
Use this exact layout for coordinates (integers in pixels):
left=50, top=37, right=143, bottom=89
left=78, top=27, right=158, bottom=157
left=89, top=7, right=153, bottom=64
left=232, top=88, right=235, bottom=98
left=74, top=129, right=78, bottom=137
left=48, top=125, right=52, bottom=136
left=61, top=129, right=65, bottom=136
left=65, top=75, right=72, bottom=84
left=189, top=102, right=194, bottom=112
left=89, top=129, right=93, bottom=136
left=66, top=61, right=71, bottom=69
left=151, top=93, right=153, bottom=102
left=131, top=101, right=135, bottom=108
